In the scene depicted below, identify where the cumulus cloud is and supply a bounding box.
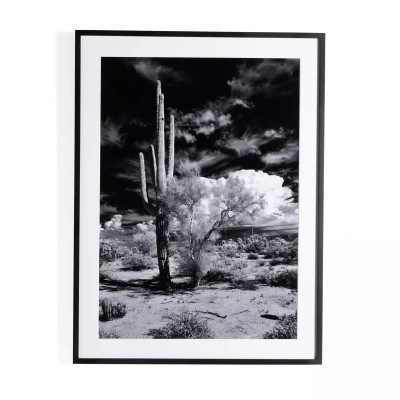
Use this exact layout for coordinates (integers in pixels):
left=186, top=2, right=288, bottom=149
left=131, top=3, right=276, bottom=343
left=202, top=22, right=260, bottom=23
left=101, top=118, right=127, bottom=148
left=190, top=170, right=297, bottom=227
left=104, top=214, right=123, bottom=230
left=228, top=59, right=299, bottom=99
left=262, top=139, right=299, bottom=166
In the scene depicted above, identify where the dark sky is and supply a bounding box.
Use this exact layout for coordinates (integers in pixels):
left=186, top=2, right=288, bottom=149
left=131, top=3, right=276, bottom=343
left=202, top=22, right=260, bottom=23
left=100, top=57, right=299, bottom=226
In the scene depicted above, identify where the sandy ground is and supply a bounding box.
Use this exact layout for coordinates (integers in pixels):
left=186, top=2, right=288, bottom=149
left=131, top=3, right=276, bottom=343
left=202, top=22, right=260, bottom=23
left=99, top=255, right=297, bottom=339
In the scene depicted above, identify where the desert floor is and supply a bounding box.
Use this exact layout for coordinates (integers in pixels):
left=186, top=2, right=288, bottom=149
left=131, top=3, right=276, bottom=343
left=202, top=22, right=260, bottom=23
left=99, top=255, right=297, bottom=339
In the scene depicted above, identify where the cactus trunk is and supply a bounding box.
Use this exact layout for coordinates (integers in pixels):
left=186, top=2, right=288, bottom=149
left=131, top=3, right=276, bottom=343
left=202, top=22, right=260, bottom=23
left=156, top=205, right=171, bottom=287
left=138, top=80, right=174, bottom=290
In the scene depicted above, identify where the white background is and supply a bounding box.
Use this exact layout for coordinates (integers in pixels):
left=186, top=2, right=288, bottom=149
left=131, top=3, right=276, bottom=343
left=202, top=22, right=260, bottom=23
left=0, top=0, right=399, bottom=399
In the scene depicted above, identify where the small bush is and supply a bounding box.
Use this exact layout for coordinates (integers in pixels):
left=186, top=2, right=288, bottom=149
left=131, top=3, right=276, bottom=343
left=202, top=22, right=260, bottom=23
left=203, top=267, right=235, bottom=282
left=257, top=268, right=297, bottom=289
left=232, top=279, right=258, bottom=291
left=248, top=253, right=259, bottom=260
left=243, top=234, right=268, bottom=253
left=270, top=269, right=297, bottom=289
left=99, top=330, right=120, bottom=339
left=202, top=255, right=247, bottom=283
left=221, top=240, right=238, bottom=257
left=100, top=298, right=127, bottom=321
left=132, top=231, right=156, bottom=255
left=263, top=313, right=297, bottom=339
left=262, top=237, right=298, bottom=263
left=149, top=312, right=213, bottom=339
left=100, top=239, right=131, bottom=261
left=121, top=252, right=156, bottom=270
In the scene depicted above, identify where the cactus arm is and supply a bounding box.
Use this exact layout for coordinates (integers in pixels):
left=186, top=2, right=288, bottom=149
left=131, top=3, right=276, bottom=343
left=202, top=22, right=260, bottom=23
left=167, top=114, right=175, bottom=179
left=157, top=93, right=167, bottom=194
left=139, top=152, right=156, bottom=215
left=156, top=80, right=161, bottom=152
left=149, top=145, right=158, bottom=192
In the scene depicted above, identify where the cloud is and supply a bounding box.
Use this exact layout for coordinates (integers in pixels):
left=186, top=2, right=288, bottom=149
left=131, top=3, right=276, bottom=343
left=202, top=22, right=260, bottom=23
left=136, top=221, right=155, bottom=231
left=104, top=214, right=123, bottom=230
left=228, top=59, right=299, bottom=99
left=262, top=139, right=299, bottom=166
left=114, top=158, right=141, bottom=182
left=170, top=97, right=236, bottom=139
left=216, top=131, right=268, bottom=156
left=179, top=108, right=232, bottom=137
left=176, top=149, right=229, bottom=173
left=231, top=98, right=253, bottom=108
left=101, top=118, right=127, bottom=147
left=176, top=129, right=196, bottom=143
left=100, top=203, right=118, bottom=215
left=217, top=114, right=232, bottom=127
left=264, top=127, right=295, bottom=139
left=191, top=170, right=297, bottom=227
left=128, top=59, right=187, bottom=83
left=123, top=210, right=154, bottom=225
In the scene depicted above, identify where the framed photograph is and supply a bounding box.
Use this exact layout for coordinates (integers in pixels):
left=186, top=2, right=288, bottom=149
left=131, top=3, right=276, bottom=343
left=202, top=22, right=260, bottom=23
left=74, top=30, right=324, bottom=364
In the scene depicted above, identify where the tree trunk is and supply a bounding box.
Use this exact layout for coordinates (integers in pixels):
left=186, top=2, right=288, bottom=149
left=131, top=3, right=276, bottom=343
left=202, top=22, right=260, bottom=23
left=156, top=203, right=171, bottom=289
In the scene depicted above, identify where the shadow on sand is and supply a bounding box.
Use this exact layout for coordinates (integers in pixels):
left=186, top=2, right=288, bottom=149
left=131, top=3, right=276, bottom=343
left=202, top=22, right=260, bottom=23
left=100, top=277, right=196, bottom=296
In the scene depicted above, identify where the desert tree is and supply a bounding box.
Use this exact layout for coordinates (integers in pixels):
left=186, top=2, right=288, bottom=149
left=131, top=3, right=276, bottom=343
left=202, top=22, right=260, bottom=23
left=168, top=165, right=266, bottom=286
left=139, top=81, right=175, bottom=289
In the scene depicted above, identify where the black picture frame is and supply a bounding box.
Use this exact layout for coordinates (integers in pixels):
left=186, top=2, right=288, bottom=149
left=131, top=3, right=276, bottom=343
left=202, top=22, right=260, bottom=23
left=73, top=30, right=325, bottom=365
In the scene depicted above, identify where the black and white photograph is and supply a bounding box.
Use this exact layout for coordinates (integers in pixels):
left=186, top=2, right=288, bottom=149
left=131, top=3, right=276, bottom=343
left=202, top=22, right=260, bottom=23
left=99, top=56, right=300, bottom=340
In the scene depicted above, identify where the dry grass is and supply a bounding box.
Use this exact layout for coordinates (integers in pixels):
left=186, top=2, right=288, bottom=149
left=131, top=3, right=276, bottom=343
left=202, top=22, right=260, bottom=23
left=148, top=312, right=213, bottom=339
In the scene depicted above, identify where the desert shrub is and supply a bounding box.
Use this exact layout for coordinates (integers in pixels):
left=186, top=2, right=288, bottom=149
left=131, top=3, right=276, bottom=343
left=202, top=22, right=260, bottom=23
left=230, top=259, right=248, bottom=269
left=202, top=255, right=247, bottom=283
left=203, top=267, right=235, bottom=282
left=259, top=260, right=266, bottom=266
left=262, top=237, right=298, bottom=263
left=257, top=268, right=297, bottom=289
left=248, top=253, right=259, bottom=260
left=269, top=258, right=283, bottom=266
left=243, top=234, right=268, bottom=253
left=270, top=269, right=297, bottom=289
left=177, top=249, right=210, bottom=284
left=99, top=263, right=117, bottom=282
left=149, top=312, right=213, bottom=339
left=121, top=252, right=156, bottom=270
left=263, top=313, right=297, bottom=339
left=221, top=240, right=238, bottom=257
left=178, top=248, right=248, bottom=286
left=99, top=330, right=120, bottom=339
left=132, top=231, right=156, bottom=255
left=100, top=298, right=127, bottom=321
left=100, top=239, right=131, bottom=261
left=232, top=279, right=258, bottom=291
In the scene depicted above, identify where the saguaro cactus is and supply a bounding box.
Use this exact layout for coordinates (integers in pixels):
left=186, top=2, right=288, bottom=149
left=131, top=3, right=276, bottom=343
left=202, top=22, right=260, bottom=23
left=139, top=81, right=175, bottom=289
